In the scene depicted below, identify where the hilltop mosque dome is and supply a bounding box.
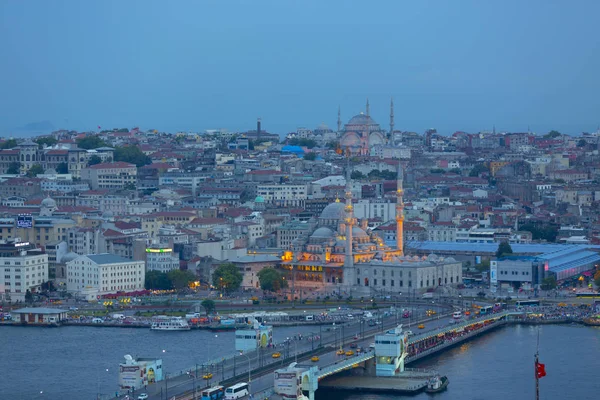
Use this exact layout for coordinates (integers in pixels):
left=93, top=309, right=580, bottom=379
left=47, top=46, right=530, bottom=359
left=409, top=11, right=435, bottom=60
left=319, top=202, right=346, bottom=221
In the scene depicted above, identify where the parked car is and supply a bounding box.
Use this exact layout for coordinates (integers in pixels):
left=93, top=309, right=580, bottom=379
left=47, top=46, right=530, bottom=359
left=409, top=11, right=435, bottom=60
left=137, top=394, right=148, bottom=400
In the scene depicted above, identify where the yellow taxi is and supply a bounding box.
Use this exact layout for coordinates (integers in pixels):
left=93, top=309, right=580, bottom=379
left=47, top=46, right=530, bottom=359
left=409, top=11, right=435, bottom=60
left=345, top=350, right=354, bottom=356
left=336, top=348, right=345, bottom=355
left=203, top=373, right=213, bottom=380
left=418, top=324, right=425, bottom=329
left=272, top=352, right=281, bottom=359
left=311, top=356, right=320, bottom=362
left=426, top=309, right=436, bottom=316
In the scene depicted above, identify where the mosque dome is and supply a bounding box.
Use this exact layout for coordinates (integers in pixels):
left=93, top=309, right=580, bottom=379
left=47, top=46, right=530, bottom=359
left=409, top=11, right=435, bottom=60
left=319, top=202, right=346, bottom=220
left=347, top=113, right=376, bottom=126
left=41, top=197, right=57, bottom=208
left=254, top=196, right=265, bottom=203
left=352, top=226, right=369, bottom=238
left=311, top=227, right=335, bottom=239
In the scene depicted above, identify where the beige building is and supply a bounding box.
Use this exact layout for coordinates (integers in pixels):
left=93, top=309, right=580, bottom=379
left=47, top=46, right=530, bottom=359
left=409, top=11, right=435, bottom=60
left=81, top=161, right=137, bottom=190
left=0, top=239, right=49, bottom=303
left=256, top=184, right=307, bottom=207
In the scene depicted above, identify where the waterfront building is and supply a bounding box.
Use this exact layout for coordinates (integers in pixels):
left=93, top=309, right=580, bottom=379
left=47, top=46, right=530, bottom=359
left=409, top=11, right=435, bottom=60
left=0, top=238, right=48, bottom=303
left=10, top=307, right=68, bottom=325
left=235, top=320, right=273, bottom=352
left=66, top=253, right=145, bottom=300
left=145, top=244, right=180, bottom=273
left=229, top=254, right=280, bottom=289
left=119, top=355, right=163, bottom=390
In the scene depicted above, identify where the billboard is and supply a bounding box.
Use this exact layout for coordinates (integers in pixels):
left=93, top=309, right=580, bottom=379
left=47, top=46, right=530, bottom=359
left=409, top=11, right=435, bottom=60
left=490, top=261, right=498, bottom=285
left=274, top=371, right=301, bottom=399
left=119, top=365, right=140, bottom=389
left=17, top=214, right=33, bottom=229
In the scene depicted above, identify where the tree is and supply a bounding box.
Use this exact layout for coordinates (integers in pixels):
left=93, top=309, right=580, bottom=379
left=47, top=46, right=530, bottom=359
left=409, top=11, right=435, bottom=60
left=7, top=161, right=20, bottom=174
left=303, top=152, right=317, bottom=161
left=76, top=135, right=109, bottom=150
left=475, top=259, right=490, bottom=273
left=288, top=138, right=317, bottom=149
left=496, top=241, right=513, bottom=258
left=167, top=269, right=196, bottom=290
left=520, top=223, right=558, bottom=242
left=144, top=270, right=172, bottom=290
left=201, top=299, right=216, bottom=315
left=56, top=162, right=69, bottom=174
left=577, top=139, right=587, bottom=147
left=0, top=139, right=18, bottom=149
left=544, top=130, right=561, bottom=139
left=25, top=289, right=34, bottom=303
left=212, top=263, right=243, bottom=293
left=35, top=137, right=58, bottom=148
left=114, top=145, right=151, bottom=167
left=257, top=268, right=288, bottom=292
left=326, top=141, right=339, bottom=150
left=26, top=164, right=44, bottom=177
left=351, top=170, right=365, bottom=180
left=449, top=168, right=462, bottom=175
left=541, top=275, right=557, bottom=291
left=594, top=270, right=600, bottom=288
left=88, top=155, right=102, bottom=166
left=469, top=163, right=489, bottom=177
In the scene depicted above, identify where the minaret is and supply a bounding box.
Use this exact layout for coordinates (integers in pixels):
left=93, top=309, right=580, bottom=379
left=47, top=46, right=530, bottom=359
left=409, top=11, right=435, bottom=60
left=337, top=105, right=342, bottom=132
left=366, top=98, right=370, bottom=118
left=390, top=97, right=395, bottom=136
left=343, top=156, right=355, bottom=286
left=395, top=164, right=404, bottom=256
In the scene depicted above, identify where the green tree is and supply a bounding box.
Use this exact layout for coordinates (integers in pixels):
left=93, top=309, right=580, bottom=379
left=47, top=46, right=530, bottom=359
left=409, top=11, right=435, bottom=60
left=449, top=168, right=462, bottom=175
left=144, top=270, right=172, bottom=290
left=544, top=130, right=561, bottom=139
left=351, top=170, right=365, bottom=180
left=212, top=263, right=243, bottom=293
left=577, top=139, right=587, bottom=147
left=114, top=145, right=151, bottom=167
left=326, top=141, right=339, bottom=149
left=25, top=289, right=34, bottom=303
left=56, top=162, right=69, bottom=174
left=26, top=164, right=44, bottom=177
left=7, top=161, right=20, bottom=174
left=520, top=223, right=558, bottom=242
left=430, top=168, right=445, bottom=174
left=167, top=269, right=196, bottom=290
left=257, top=268, right=288, bottom=292
left=88, top=155, right=102, bottom=166
left=496, top=241, right=513, bottom=258
left=0, top=139, right=18, bottom=149
left=76, top=135, right=109, bottom=150
left=541, top=275, right=557, bottom=291
left=303, top=152, right=317, bottom=161
left=35, top=137, right=58, bottom=148
left=288, top=138, right=317, bottom=149
left=201, top=299, right=216, bottom=315
left=475, top=259, right=490, bottom=273
left=469, top=163, right=489, bottom=177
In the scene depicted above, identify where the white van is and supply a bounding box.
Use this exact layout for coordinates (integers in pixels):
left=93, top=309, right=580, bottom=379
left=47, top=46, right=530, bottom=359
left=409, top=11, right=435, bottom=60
left=92, top=318, right=104, bottom=324
left=111, top=313, right=125, bottom=320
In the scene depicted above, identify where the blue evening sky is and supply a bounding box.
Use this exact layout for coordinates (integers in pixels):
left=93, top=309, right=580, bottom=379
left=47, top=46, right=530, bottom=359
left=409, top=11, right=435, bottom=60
left=1, top=0, right=599, bottom=136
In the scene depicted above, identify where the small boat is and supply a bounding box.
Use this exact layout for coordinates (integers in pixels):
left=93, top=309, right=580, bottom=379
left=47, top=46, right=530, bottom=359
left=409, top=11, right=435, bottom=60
left=425, top=375, right=449, bottom=393
left=150, top=316, right=191, bottom=331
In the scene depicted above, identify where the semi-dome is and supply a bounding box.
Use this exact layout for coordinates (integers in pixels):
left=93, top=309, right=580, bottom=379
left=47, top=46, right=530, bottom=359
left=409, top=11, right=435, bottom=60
left=311, top=227, right=335, bottom=239
left=352, top=226, right=369, bottom=238
left=319, top=202, right=346, bottom=220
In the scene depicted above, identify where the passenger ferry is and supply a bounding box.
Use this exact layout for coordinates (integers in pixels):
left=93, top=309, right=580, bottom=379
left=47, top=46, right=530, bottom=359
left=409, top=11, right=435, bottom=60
left=150, top=316, right=191, bottom=331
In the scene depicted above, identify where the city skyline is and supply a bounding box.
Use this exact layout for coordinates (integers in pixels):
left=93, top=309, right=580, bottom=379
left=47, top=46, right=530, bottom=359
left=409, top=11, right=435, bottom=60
left=2, top=1, right=600, bottom=136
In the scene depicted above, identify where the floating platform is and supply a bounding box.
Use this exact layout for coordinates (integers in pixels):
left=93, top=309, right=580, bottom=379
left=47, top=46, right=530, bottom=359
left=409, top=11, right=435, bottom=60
left=319, top=371, right=432, bottom=394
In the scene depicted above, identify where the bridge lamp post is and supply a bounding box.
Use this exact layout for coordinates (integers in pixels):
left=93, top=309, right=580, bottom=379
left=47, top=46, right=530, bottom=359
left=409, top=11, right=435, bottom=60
left=187, top=371, right=197, bottom=400
left=239, top=352, right=251, bottom=393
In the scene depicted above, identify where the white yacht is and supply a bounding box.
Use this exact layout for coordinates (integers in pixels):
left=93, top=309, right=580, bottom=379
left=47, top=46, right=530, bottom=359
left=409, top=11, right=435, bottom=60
left=150, top=316, right=191, bottom=331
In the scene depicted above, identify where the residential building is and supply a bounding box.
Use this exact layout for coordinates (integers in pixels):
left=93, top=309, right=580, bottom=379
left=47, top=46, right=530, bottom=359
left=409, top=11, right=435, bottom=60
left=0, top=239, right=48, bottom=303
left=81, top=162, right=137, bottom=190
left=256, top=184, right=308, bottom=207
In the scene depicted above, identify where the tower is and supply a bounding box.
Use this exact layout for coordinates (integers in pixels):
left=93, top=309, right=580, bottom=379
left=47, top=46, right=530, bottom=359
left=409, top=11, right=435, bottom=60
left=366, top=98, right=370, bottom=118
left=343, top=156, right=355, bottom=286
left=395, top=164, right=404, bottom=255
left=337, top=106, right=342, bottom=132
left=257, top=118, right=262, bottom=141
left=390, top=97, right=395, bottom=136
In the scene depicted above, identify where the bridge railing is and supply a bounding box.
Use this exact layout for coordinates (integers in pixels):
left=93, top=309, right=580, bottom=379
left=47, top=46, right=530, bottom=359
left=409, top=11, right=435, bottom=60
left=318, top=353, right=374, bottom=379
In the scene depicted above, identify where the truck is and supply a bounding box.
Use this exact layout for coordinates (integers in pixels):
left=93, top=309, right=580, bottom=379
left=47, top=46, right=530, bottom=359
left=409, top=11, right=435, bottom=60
left=422, top=292, right=433, bottom=299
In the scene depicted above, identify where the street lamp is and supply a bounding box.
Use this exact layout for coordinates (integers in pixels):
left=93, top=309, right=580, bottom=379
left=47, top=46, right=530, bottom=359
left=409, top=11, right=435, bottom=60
left=187, top=371, right=197, bottom=400
left=239, top=352, right=251, bottom=393
left=96, top=368, right=109, bottom=400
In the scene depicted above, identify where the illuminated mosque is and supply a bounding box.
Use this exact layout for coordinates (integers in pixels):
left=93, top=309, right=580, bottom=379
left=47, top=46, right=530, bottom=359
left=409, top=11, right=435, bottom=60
left=338, top=98, right=394, bottom=156
left=280, top=160, right=463, bottom=295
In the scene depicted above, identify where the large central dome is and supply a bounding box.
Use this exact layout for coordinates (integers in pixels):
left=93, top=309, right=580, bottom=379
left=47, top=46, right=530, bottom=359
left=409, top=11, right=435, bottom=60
left=347, top=113, right=376, bottom=126
left=319, top=202, right=346, bottom=220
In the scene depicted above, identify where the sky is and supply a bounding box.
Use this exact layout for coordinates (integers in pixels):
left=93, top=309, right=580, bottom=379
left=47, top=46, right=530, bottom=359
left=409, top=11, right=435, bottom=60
left=1, top=0, right=600, bottom=137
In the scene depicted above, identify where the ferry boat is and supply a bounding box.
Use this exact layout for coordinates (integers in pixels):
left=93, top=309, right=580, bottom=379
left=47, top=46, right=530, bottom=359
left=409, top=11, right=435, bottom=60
left=150, top=316, right=191, bottom=331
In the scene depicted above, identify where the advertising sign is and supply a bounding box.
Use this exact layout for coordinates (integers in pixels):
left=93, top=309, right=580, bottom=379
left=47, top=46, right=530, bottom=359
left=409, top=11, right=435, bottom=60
left=274, top=371, right=300, bottom=399
left=17, top=215, right=33, bottom=228
left=119, top=365, right=140, bottom=389
left=490, top=261, right=498, bottom=285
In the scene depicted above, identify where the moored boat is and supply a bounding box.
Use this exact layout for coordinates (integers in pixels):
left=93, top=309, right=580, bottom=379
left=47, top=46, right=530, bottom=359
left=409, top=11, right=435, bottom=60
left=425, top=375, right=449, bottom=393
left=150, top=316, right=190, bottom=331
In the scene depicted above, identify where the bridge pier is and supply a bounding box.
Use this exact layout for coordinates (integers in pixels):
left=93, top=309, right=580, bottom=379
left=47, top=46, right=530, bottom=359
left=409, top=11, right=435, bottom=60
left=374, top=324, right=409, bottom=377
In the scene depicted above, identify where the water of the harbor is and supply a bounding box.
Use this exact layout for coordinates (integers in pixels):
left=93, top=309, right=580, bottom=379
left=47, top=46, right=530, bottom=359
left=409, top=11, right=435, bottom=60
left=317, top=324, right=600, bottom=400
left=1, top=324, right=598, bottom=400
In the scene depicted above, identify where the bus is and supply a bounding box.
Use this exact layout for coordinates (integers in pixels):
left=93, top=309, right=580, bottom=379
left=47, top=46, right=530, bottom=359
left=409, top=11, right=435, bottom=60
left=479, top=306, right=493, bottom=314
left=202, top=386, right=224, bottom=400
left=224, top=382, right=249, bottom=399
left=575, top=292, right=600, bottom=298
left=515, top=300, right=540, bottom=308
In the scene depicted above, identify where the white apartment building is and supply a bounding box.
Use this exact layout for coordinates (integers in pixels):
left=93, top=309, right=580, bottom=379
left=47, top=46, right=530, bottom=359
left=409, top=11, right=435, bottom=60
left=145, top=246, right=180, bottom=273
left=66, top=254, right=145, bottom=300
left=80, top=162, right=137, bottom=190
left=427, top=222, right=457, bottom=242
left=0, top=239, right=49, bottom=303
left=256, top=184, right=307, bottom=207
left=354, top=199, right=396, bottom=222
